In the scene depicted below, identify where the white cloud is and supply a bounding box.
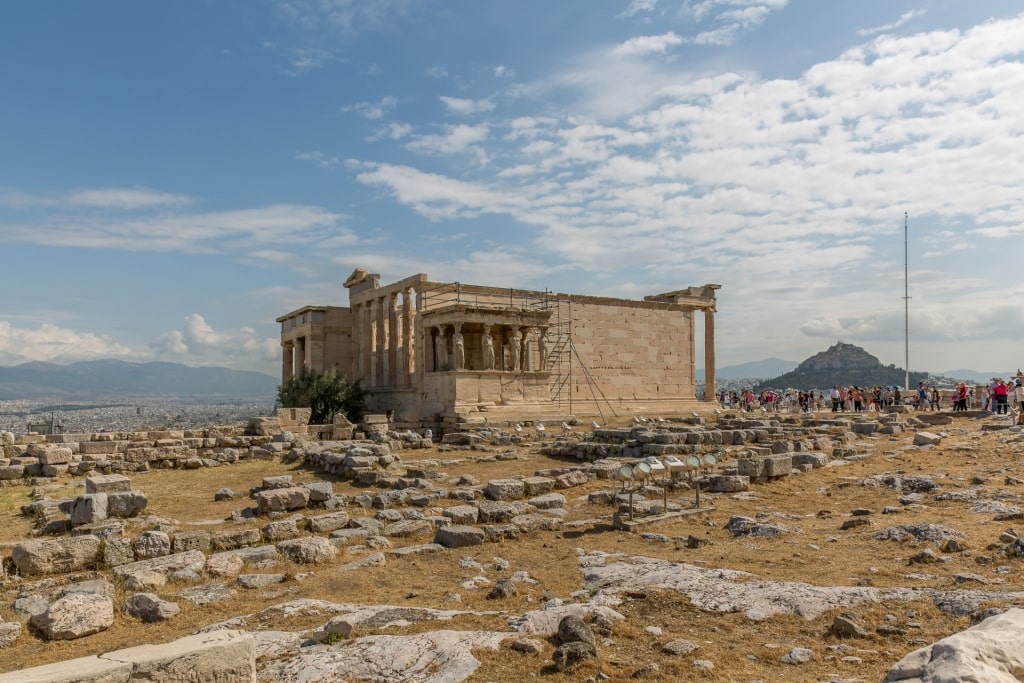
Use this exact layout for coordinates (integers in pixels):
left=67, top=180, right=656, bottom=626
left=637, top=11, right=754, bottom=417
left=439, top=96, right=495, bottom=116
left=295, top=150, right=343, bottom=169
left=344, top=12, right=1024, bottom=368
left=285, top=47, right=335, bottom=73
left=69, top=187, right=193, bottom=209
left=151, top=314, right=280, bottom=369
left=276, top=0, right=417, bottom=34
left=619, top=0, right=659, bottom=19
left=610, top=32, right=683, bottom=58
left=858, top=10, right=927, bottom=37
left=406, top=123, right=491, bottom=162
left=0, top=321, right=135, bottom=364
left=4, top=203, right=352, bottom=253
left=343, top=96, right=397, bottom=120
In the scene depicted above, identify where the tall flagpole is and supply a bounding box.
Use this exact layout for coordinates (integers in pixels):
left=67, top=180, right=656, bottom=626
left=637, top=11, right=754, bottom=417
left=903, top=212, right=910, bottom=390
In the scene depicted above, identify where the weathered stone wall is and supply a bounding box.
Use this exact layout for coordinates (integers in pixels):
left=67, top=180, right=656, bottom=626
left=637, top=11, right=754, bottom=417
left=568, top=297, right=695, bottom=410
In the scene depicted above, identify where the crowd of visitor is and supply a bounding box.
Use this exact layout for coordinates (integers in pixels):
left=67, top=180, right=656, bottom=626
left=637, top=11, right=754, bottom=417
left=718, top=371, right=1024, bottom=424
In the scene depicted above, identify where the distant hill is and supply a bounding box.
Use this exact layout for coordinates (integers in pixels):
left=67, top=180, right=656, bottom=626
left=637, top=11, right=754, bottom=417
left=700, top=358, right=798, bottom=380
left=753, top=342, right=928, bottom=391
left=0, top=360, right=278, bottom=400
left=938, top=369, right=1018, bottom=384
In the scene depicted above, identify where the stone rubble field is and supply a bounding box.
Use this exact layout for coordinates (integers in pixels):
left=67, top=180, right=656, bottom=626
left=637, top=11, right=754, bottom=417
left=0, top=409, right=1024, bottom=681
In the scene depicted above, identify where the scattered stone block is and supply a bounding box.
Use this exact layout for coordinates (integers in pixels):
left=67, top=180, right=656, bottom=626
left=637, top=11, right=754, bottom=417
left=434, top=525, right=486, bottom=548
left=123, top=593, right=181, bottom=623
left=12, top=536, right=101, bottom=576
left=263, top=518, right=301, bottom=542
left=29, top=593, right=114, bottom=640
left=172, top=530, right=212, bottom=554
left=85, top=474, right=131, bottom=494
left=134, top=531, right=171, bottom=560
left=107, top=491, right=148, bottom=518
left=211, top=528, right=262, bottom=551
left=256, top=486, right=310, bottom=513
left=706, top=475, right=749, bottom=493
left=276, top=537, right=337, bottom=564
left=529, top=493, right=565, bottom=510
left=913, top=431, right=943, bottom=446
left=69, top=494, right=108, bottom=525
left=442, top=505, right=478, bottom=525
left=486, top=479, right=526, bottom=501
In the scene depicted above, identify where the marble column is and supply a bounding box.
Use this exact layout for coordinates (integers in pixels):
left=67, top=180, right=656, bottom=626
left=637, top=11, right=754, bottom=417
left=375, top=296, right=386, bottom=387
left=704, top=309, right=716, bottom=401
left=362, top=302, right=373, bottom=383
left=387, top=292, right=398, bottom=386
left=281, top=342, right=294, bottom=383
left=368, top=299, right=379, bottom=387
left=296, top=337, right=307, bottom=374
left=351, top=303, right=363, bottom=383
left=402, top=286, right=415, bottom=384
left=523, top=327, right=535, bottom=372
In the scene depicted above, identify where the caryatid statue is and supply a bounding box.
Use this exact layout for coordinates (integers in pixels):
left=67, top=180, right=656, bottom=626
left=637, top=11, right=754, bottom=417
left=453, top=324, right=465, bottom=370
left=538, top=328, right=548, bottom=370
left=481, top=325, right=495, bottom=370
left=434, top=327, right=448, bottom=371
left=508, top=328, right=521, bottom=372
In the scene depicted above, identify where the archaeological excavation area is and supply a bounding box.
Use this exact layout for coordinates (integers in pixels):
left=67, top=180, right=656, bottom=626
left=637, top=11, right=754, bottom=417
left=1, top=406, right=1024, bottom=681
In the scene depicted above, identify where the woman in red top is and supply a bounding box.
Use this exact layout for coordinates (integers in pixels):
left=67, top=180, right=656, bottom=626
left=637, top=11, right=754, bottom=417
left=994, top=380, right=1009, bottom=415
left=955, top=383, right=969, bottom=412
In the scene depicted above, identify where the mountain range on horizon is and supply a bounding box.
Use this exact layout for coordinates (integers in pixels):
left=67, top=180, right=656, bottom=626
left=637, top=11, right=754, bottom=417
left=0, top=351, right=1014, bottom=403
left=0, top=360, right=278, bottom=401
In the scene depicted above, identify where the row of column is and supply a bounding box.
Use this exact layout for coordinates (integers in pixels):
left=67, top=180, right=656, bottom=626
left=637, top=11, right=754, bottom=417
left=431, top=323, right=549, bottom=373
left=280, top=337, right=307, bottom=383
left=353, top=286, right=419, bottom=389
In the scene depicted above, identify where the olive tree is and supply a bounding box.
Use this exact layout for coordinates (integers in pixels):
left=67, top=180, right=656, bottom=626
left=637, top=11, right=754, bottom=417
left=277, top=367, right=367, bottom=424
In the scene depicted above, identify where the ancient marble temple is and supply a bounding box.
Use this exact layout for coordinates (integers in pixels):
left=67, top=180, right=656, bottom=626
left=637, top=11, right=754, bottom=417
left=277, top=269, right=719, bottom=427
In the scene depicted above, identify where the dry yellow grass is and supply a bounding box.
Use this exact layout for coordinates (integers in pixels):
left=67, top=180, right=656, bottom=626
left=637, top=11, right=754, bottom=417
left=0, top=413, right=1022, bottom=681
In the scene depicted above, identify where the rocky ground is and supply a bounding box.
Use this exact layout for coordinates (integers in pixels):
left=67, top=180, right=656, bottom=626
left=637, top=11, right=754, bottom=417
left=1, top=409, right=1024, bottom=682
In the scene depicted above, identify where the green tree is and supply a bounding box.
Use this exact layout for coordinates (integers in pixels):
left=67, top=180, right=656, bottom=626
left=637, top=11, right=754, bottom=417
left=277, top=367, right=367, bottom=424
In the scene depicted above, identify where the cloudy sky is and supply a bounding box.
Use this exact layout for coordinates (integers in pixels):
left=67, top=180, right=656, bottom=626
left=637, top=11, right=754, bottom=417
left=2, top=0, right=1023, bottom=378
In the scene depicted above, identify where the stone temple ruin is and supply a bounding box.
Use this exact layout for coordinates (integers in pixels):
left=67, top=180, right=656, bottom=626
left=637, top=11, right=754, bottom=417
left=277, top=269, right=721, bottom=430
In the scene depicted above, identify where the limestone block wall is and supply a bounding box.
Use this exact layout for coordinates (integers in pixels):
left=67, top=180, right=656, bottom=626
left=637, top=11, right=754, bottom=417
left=569, top=298, right=694, bottom=405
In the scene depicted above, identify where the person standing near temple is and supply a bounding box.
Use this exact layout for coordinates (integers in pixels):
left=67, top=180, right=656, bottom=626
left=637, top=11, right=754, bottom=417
left=994, top=379, right=1009, bottom=415
left=1015, top=376, right=1024, bottom=425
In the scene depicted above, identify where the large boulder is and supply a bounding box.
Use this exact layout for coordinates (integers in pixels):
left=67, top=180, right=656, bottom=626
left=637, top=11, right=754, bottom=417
left=884, top=608, right=1024, bottom=682
left=69, top=494, right=108, bottom=525
left=256, top=486, right=311, bottom=513
left=11, top=536, right=101, bottom=576
left=29, top=593, right=114, bottom=640
left=434, top=525, right=486, bottom=548
left=276, top=537, right=337, bottom=564
left=123, top=593, right=181, bottom=623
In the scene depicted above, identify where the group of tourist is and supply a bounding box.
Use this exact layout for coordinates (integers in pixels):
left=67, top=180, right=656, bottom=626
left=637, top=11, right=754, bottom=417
left=717, top=372, right=1024, bottom=423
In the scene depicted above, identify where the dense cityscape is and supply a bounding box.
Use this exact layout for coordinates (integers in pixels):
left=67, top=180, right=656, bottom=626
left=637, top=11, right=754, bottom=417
left=0, top=398, right=274, bottom=436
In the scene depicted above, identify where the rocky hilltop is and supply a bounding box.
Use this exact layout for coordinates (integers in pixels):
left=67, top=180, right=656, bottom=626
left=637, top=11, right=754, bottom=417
left=755, top=342, right=928, bottom=390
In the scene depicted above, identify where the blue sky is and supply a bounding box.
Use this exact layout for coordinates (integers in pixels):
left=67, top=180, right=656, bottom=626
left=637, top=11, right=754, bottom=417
left=2, top=0, right=1024, bottom=378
